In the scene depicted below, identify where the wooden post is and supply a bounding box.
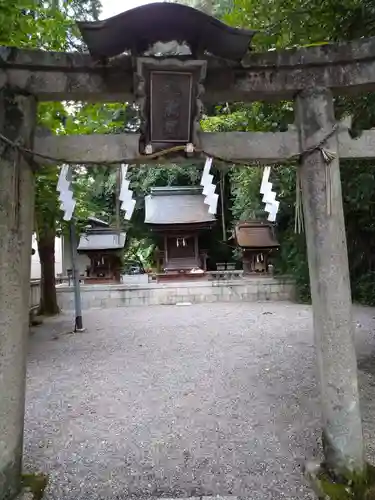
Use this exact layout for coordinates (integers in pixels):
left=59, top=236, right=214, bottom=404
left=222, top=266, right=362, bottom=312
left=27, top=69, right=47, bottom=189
left=220, top=171, right=226, bottom=241
left=164, top=235, right=168, bottom=270
left=115, top=164, right=121, bottom=234
left=0, top=90, right=36, bottom=498
left=295, top=87, right=364, bottom=473
left=194, top=234, right=199, bottom=266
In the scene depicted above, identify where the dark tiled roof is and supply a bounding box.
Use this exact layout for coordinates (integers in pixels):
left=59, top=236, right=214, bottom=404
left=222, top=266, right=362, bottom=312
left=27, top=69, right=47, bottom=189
left=77, top=2, right=256, bottom=61
left=234, top=221, right=279, bottom=248
left=145, top=186, right=215, bottom=225
left=77, top=231, right=126, bottom=251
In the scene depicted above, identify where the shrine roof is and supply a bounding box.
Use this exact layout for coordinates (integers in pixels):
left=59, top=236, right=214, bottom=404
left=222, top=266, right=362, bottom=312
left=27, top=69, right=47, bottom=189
left=145, top=186, right=215, bottom=226
left=77, top=231, right=126, bottom=251
left=77, top=2, right=256, bottom=61
left=87, top=216, right=109, bottom=228
left=233, top=221, right=279, bottom=249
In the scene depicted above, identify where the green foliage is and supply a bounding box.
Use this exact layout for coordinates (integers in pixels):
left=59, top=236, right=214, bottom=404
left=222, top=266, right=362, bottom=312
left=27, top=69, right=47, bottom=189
left=0, top=0, right=104, bottom=314
left=229, top=167, right=263, bottom=220
left=0, top=1, right=73, bottom=50
left=21, top=473, right=48, bottom=500
left=341, top=162, right=375, bottom=304
left=0, top=0, right=100, bottom=51
left=196, top=0, right=375, bottom=303
left=1, top=0, right=109, bottom=235
left=222, top=0, right=375, bottom=50
left=316, top=463, right=375, bottom=500
left=171, top=0, right=233, bottom=17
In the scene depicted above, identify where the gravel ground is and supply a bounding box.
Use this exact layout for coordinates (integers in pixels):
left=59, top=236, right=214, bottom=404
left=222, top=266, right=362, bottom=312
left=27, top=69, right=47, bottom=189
left=23, top=302, right=375, bottom=500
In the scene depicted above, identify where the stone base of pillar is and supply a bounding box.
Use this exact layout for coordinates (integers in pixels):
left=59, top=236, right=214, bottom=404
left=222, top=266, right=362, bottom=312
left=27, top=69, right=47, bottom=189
left=13, top=473, right=48, bottom=500
left=304, top=460, right=375, bottom=499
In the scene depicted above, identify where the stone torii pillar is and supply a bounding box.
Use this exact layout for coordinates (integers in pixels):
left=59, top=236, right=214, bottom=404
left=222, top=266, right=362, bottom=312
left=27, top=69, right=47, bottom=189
left=295, top=87, right=364, bottom=474
left=0, top=89, right=36, bottom=498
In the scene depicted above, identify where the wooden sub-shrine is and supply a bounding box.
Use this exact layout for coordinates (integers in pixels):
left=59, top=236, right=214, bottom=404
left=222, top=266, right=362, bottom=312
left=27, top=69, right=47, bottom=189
left=145, top=186, right=215, bottom=280
left=232, top=220, right=279, bottom=274
left=77, top=217, right=126, bottom=283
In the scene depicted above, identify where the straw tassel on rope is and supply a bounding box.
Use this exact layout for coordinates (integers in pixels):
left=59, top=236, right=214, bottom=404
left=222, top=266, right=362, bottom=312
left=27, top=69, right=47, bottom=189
left=294, top=128, right=337, bottom=232
left=320, top=147, right=336, bottom=216
left=294, top=165, right=304, bottom=234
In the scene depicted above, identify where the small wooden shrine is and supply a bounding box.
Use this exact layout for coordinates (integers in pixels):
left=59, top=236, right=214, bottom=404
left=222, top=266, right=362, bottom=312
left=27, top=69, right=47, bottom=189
left=77, top=217, right=126, bottom=283
left=232, top=220, right=279, bottom=274
left=145, top=186, right=215, bottom=279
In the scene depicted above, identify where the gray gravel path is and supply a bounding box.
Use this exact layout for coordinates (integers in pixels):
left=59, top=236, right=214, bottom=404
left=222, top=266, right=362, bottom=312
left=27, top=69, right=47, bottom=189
left=23, top=302, right=375, bottom=500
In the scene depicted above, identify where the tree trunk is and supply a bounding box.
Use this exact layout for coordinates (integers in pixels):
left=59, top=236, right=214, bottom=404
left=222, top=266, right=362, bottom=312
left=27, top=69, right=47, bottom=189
left=37, top=230, right=60, bottom=315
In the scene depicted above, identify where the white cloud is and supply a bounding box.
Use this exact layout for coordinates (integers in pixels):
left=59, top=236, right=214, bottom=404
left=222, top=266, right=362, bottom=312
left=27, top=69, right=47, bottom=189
left=100, top=0, right=159, bottom=19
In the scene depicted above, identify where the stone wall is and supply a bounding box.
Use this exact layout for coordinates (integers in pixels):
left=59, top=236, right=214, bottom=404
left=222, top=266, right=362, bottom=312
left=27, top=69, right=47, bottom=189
left=57, top=276, right=295, bottom=311
left=30, top=280, right=41, bottom=313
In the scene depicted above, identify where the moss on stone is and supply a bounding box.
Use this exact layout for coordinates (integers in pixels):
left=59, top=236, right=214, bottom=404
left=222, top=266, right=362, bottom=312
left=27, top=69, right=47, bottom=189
left=21, top=474, right=48, bottom=500
left=317, top=463, right=375, bottom=500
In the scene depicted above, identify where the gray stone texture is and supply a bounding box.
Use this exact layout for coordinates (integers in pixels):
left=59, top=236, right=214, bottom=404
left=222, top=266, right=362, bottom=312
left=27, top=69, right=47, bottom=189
left=34, top=133, right=140, bottom=165
left=33, top=124, right=375, bottom=166
left=296, top=87, right=364, bottom=471
left=3, top=36, right=375, bottom=102
left=56, top=278, right=295, bottom=311
left=0, top=91, right=36, bottom=500
left=24, top=303, right=375, bottom=500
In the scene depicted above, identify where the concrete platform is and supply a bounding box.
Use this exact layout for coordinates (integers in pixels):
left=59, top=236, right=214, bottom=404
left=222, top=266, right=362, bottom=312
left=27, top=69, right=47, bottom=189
left=56, top=276, right=295, bottom=311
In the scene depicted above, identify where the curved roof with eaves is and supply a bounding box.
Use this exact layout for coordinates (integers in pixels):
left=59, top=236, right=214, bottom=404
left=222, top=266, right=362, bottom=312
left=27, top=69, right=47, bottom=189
left=145, top=186, right=216, bottom=225
left=77, top=2, right=256, bottom=61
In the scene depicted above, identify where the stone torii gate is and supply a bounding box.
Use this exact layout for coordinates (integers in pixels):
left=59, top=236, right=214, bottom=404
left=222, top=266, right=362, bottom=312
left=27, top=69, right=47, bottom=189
left=2, top=3, right=375, bottom=497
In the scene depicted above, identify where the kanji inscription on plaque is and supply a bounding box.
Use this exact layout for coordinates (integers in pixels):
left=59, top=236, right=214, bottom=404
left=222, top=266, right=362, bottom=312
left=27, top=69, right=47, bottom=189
left=150, top=71, right=193, bottom=143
